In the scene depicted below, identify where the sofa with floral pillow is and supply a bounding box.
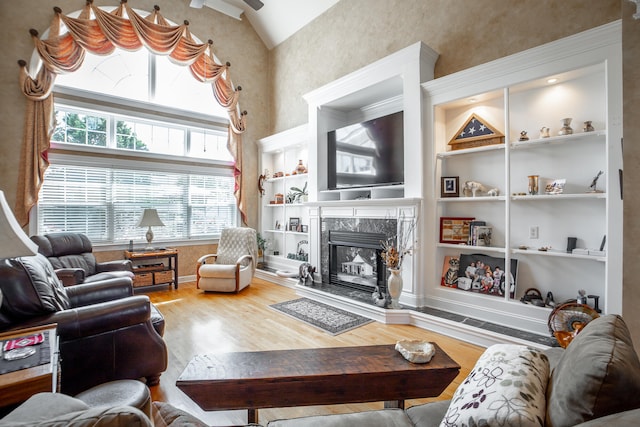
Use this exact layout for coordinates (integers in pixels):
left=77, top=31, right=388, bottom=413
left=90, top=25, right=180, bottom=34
left=266, top=314, right=640, bottom=427
left=3, top=314, right=639, bottom=427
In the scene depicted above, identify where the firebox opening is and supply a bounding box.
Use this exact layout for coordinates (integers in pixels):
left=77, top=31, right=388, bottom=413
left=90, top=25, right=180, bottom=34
left=328, top=230, right=387, bottom=293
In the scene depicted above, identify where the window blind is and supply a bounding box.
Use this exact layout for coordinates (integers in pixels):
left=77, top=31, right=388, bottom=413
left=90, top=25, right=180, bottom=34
left=38, top=163, right=236, bottom=243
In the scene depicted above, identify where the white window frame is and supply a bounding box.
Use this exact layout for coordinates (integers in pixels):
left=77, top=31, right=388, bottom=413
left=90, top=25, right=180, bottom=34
left=33, top=152, right=239, bottom=250
left=32, top=96, right=238, bottom=249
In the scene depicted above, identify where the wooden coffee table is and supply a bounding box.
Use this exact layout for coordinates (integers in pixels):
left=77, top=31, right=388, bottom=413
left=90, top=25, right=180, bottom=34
left=176, top=344, right=460, bottom=423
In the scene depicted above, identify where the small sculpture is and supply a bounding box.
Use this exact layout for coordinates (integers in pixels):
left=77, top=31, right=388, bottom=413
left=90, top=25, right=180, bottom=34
left=258, top=174, right=267, bottom=196
left=577, top=289, right=588, bottom=305
left=298, top=262, right=316, bottom=285
left=545, top=178, right=565, bottom=194
left=487, top=188, right=500, bottom=197
left=540, top=127, right=550, bottom=138
left=372, top=286, right=387, bottom=307
left=463, top=181, right=485, bottom=197
left=588, top=171, right=604, bottom=193
left=519, top=131, right=529, bottom=141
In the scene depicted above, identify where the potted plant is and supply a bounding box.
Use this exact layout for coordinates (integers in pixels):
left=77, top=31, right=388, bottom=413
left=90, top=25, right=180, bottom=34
left=289, top=182, right=308, bottom=203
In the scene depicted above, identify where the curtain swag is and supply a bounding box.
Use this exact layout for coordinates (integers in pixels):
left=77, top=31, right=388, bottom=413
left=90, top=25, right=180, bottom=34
left=17, top=0, right=248, bottom=226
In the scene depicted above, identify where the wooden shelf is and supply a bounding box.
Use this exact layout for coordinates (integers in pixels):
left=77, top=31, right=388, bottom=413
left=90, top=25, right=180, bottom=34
left=125, top=249, right=178, bottom=290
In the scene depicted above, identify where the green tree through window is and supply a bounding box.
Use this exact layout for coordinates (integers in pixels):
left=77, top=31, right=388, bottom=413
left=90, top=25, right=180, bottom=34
left=52, top=111, right=107, bottom=146
left=115, top=120, right=148, bottom=151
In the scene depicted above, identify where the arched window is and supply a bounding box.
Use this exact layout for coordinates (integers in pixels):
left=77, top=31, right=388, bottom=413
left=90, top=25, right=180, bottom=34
left=18, top=2, right=248, bottom=231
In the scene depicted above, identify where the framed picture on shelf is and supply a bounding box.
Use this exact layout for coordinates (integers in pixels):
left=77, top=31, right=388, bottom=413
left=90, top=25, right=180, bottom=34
left=439, top=217, right=474, bottom=244
left=475, top=226, right=492, bottom=246
left=456, top=253, right=517, bottom=298
left=441, top=176, right=460, bottom=198
left=288, top=217, right=300, bottom=231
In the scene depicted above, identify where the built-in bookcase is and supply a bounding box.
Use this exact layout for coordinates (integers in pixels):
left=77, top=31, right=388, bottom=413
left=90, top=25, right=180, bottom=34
left=422, top=21, right=622, bottom=336
left=258, top=125, right=310, bottom=274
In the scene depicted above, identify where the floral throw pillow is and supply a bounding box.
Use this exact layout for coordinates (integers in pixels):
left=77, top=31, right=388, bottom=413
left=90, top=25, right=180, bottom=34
left=439, top=344, right=549, bottom=427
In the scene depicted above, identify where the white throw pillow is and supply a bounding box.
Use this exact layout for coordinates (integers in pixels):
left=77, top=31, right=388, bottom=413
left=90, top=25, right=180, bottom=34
left=439, top=344, right=549, bottom=427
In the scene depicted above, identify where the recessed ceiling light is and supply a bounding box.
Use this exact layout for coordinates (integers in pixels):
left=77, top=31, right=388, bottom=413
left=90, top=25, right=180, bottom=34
left=469, top=98, right=477, bottom=103
left=547, top=78, right=558, bottom=84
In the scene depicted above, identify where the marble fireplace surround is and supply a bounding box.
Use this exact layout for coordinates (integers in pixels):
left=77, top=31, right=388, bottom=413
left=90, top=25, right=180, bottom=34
left=308, top=198, right=420, bottom=306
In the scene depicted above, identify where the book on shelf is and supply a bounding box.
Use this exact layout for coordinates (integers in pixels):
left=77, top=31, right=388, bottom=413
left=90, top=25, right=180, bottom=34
left=467, top=221, right=485, bottom=245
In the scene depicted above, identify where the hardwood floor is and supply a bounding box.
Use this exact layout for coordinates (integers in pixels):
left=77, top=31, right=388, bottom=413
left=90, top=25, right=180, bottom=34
left=146, top=278, right=484, bottom=426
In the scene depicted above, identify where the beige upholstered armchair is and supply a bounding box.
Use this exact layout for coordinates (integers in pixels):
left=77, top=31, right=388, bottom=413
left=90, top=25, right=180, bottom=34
left=196, top=227, right=258, bottom=292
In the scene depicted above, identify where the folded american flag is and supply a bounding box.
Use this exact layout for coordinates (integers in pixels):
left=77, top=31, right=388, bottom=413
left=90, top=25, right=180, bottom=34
left=3, top=333, right=45, bottom=351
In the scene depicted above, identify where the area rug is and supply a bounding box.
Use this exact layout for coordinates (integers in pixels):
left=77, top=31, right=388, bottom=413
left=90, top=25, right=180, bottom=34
left=270, top=298, right=373, bottom=335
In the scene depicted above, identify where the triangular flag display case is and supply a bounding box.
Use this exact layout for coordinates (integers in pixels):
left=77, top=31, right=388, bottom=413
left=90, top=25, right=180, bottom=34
left=448, top=113, right=504, bottom=151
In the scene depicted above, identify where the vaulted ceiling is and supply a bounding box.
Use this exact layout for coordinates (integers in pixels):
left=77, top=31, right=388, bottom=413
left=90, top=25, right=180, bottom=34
left=190, top=0, right=341, bottom=49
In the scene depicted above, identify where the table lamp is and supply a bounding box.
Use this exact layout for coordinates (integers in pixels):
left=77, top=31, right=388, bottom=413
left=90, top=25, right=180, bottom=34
left=0, top=190, right=40, bottom=308
left=137, top=208, right=165, bottom=250
left=0, top=190, right=39, bottom=259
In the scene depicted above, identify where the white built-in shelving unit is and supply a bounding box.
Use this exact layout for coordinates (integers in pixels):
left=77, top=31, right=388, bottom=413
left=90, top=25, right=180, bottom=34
left=257, top=124, right=310, bottom=274
left=422, top=21, right=623, bottom=336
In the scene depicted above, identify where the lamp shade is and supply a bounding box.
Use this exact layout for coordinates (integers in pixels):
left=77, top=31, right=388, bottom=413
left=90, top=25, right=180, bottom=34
left=137, top=209, right=165, bottom=227
left=0, top=190, right=39, bottom=258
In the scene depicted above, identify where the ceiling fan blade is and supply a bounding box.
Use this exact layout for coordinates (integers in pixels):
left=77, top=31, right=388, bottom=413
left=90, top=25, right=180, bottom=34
left=243, top=0, right=264, bottom=11
left=190, top=0, right=204, bottom=8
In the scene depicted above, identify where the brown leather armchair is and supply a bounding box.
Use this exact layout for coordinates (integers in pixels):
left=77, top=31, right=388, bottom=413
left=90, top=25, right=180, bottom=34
left=30, top=232, right=134, bottom=286
left=0, top=254, right=167, bottom=395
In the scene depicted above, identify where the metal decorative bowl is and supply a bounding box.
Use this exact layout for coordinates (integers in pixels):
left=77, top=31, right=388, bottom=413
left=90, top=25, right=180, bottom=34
left=395, top=340, right=436, bottom=363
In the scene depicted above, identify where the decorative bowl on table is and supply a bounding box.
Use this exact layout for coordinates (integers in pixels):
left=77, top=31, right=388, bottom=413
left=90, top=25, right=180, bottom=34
left=395, top=340, right=436, bottom=363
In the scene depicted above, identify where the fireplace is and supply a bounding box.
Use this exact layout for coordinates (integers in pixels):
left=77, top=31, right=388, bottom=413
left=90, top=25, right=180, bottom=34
left=320, top=217, right=397, bottom=295
left=328, top=230, right=387, bottom=293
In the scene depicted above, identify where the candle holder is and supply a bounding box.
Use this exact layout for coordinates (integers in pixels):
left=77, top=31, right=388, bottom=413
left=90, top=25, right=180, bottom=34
left=528, top=175, right=539, bottom=195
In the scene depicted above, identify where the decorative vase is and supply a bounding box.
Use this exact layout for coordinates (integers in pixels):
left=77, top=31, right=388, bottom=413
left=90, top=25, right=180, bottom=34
left=558, top=118, right=573, bottom=135
left=387, top=268, right=403, bottom=309
left=583, top=121, right=594, bottom=132
left=296, top=160, right=307, bottom=174
left=528, top=175, right=539, bottom=195
left=539, top=127, right=550, bottom=138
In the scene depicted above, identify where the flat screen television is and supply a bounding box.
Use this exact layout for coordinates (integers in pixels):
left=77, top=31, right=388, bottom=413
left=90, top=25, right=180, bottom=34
left=327, top=111, right=404, bottom=190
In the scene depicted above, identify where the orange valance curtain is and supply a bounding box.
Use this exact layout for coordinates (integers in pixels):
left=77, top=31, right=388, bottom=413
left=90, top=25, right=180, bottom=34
left=17, top=0, right=247, bottom=226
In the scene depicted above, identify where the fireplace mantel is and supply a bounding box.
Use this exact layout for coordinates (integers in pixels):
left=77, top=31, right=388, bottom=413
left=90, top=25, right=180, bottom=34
left=306, top=197, right=421, bottom=209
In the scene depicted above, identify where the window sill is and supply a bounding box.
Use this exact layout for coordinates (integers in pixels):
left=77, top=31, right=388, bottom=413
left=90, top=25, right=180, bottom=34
left=93, top=238, right=220, bottom=252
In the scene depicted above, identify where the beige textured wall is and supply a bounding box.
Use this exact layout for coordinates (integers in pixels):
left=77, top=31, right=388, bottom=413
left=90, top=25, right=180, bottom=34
left=268, top=0, right=640, bottom=348
left=623, top=2, right=640, bottom=346
left=0, top=0, right=268, bottom=232
left=269, top=0, right=619, bottom=133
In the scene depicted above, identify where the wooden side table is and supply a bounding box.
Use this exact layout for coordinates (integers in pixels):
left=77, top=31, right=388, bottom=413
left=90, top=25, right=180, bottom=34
left=125, top=249, right=179, bottom=290
left=0, top=324, right=59, bottom=408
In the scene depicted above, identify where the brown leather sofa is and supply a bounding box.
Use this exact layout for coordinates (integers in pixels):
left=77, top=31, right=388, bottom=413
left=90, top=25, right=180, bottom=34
left=0, top=254, right=167, bottom=395
left=31, top=232, right=134, bottom=286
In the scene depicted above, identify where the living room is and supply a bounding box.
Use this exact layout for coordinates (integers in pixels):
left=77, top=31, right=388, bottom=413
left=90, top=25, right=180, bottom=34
left=1, top=0, right=640, bottom=425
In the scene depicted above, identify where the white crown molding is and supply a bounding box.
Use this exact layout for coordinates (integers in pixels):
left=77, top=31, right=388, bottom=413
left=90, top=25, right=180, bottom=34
left=422, top=20, right=622, bottom=102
